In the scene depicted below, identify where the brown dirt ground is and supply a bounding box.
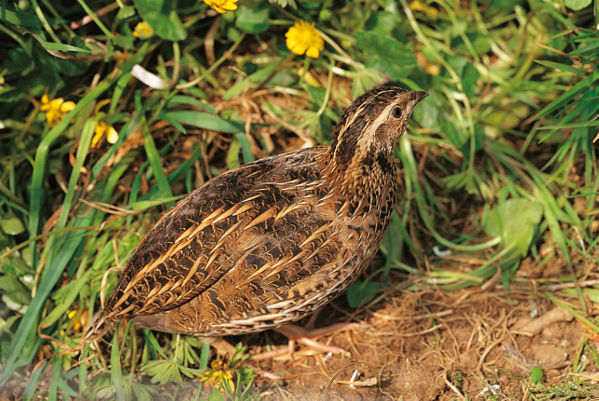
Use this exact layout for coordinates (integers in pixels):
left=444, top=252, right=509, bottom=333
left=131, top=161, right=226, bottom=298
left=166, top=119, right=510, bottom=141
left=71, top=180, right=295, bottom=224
left=251, top=285, right=599, bottom=400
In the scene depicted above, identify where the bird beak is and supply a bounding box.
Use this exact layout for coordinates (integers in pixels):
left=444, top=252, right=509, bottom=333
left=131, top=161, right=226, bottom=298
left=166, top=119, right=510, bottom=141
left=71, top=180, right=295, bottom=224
left=410, top=90, right=429, bottom=105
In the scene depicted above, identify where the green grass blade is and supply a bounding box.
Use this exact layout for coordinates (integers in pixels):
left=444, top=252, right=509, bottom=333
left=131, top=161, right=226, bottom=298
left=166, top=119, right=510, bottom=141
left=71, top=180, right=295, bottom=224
left=111, top=329, right=126, bottom=401
left=142, top=118, right=173, bottom=203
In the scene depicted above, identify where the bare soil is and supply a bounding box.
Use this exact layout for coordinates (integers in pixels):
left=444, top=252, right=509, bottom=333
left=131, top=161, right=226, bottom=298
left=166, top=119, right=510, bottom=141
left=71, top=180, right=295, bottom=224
left=252, top=285, right=599, bottom=400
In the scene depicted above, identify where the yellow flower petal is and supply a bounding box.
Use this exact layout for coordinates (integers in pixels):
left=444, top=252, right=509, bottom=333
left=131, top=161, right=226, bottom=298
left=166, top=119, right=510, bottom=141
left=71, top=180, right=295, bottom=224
left=60, top=101, right=76, bottom=113
left=409, top=0, right=438, bottom=20
left=133, top=21, right=154, bottom=39
left=106, top=126, right=119, bottom=144
left=285, top=21, right=324, bottom=59
left=39, top=94, right=77, bottom=127
left=92, top=121, right=106, bottom=148
left=203, top=0, right=238, bottom=14
left=305, top=46, right=320, bottom=58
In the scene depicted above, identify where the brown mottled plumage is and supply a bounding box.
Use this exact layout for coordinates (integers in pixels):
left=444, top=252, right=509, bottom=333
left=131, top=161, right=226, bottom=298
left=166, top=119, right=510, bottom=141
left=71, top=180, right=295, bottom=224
left=85, top=86, right=427, bottom=342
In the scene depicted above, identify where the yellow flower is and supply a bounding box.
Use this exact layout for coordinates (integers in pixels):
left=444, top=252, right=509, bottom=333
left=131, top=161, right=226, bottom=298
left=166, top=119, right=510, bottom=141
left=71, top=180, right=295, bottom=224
left=67, top=309, right=89, bottom=331
left=199, top=360, right=235, bottom=392
left=133, top=21, right=154, bottom=39
left=285, top=20, right=324, bottom=59
left=203, top=0, right=238, bottom=14
left=409, top=0, right=438, bottom=20
left=91, top=99, right=119, bottom=148
left=92, top=121, right=119, bottom=148
left=40, top=94, right=75, bottom=127
left=424, top=64, right=440, bottom=76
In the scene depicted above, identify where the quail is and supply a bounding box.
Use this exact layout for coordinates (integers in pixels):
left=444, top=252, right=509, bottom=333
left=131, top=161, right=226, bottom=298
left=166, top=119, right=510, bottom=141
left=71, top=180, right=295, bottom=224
left=85, top=86, right=428, bottom=353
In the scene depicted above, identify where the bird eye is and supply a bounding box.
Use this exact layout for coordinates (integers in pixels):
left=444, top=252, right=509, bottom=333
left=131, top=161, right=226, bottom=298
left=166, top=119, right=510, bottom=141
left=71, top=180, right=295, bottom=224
left=392, top=107, right=403, bottom=119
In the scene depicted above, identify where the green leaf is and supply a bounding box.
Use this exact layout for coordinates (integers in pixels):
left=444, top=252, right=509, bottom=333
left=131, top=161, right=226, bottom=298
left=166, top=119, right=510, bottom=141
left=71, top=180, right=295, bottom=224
left=116, top=5, right=136, bottom=20
left=167, top=95, right=216, bottom=112
left=303, top=84, right=326, bottom=106
left=226, top=136, right=242, bottom=169
left=1, top=216, right=25, bottom=235
left=113, top=35, right=135, bottom=51
left=142, top=121, right=173, bottom=201
left=482, top=199, right=543, bottom=256
left=223, top=78, right=250, bottom=101
left=564, top=0, right=591, bottom=10
left=235, top=3, right=270, bottom=33
left=0, top=7, right=41, bottom=27
left=134, top=0, right=187, bottom=41
left=162, top=110, right=244, bottom=133
left=235, top=132, right=255, bottom=164
left=0, top=274, right=31, bottom=306
left=534, top=60, right=585, bottom=75
left=346, top=281, right=381, bottom=308
left=140, top=360, right=183, bottom=385
left=130, top=196, right=185, bottom=211
left=41, top=41, right=91, bottom=54
left=355, top=31, right=417, bottom=80
left=364, top=12, right=397, bottom=35
left=352, top=67, right=385, bottom=98
left=111, top=334, right=126, bottom=401
left=529, top=366, right=543, bottom=384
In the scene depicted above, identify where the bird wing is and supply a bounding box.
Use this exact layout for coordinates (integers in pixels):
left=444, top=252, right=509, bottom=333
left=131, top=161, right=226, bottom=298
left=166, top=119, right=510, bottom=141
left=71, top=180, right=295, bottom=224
left=102, top=147, right=328, bottom=321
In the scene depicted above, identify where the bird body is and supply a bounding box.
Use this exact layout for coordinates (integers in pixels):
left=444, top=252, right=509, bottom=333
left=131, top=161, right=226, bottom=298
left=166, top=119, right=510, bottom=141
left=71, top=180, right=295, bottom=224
left=86, top=86, right=427, bottom=341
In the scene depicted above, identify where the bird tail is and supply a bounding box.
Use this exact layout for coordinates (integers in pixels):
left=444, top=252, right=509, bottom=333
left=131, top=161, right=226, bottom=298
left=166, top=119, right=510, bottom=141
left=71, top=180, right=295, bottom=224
left=83, top=312, right=115, bottom=344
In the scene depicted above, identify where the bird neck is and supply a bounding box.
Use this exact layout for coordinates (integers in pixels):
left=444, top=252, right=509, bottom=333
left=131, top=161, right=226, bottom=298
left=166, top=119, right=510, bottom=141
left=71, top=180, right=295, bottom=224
left=324, top=149, right=399, bottom=207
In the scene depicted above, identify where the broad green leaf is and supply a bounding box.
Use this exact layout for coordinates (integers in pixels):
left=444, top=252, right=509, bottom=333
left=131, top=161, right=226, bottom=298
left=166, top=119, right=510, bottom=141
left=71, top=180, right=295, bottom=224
left=529, top=366, right=543, bottom=384
left=352, top=67, right=385, bottom=98
left=116, top=5, right=136, bottom=20
left=1, top=216, right=25, bottom=235
left=0, top=7, right=41, bottom=27
left=140, top=360, right=183, bottom=385
left=235, top=3, right=270, bottom=33
left=303, top=84, right=326, bottom=106
left=355, top=31, right=417, bottom=80
left=482, top=199, right=543, bottom=256
left=134, top=0, right=187, bottom=41
left=0, top=274, right=31, bottom=306
left=565, top=0, right=591, bottom=10
left=346, top=281, right=381, bottom=308
left=113, top=35, right=134, bottom=51
left=364, top=11, right=397, bottom=35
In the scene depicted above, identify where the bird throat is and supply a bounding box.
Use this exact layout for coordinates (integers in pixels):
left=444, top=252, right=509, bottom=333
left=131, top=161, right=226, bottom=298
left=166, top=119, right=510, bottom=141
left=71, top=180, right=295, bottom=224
left=325, top=147, right=399, bottom=215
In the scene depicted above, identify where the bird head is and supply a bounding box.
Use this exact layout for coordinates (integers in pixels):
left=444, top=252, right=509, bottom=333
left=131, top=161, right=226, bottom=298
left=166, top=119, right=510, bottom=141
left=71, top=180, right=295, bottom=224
left=328, top=86, right=428, bottom=174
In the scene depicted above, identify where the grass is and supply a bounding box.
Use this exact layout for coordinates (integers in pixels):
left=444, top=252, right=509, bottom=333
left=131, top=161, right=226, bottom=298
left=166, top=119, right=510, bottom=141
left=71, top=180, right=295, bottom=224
left=0, top=0, right=598, bottom=399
